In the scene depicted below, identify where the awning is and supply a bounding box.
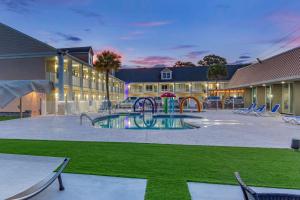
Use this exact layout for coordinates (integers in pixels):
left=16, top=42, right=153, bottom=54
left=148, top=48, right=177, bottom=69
left=0, top=80, right=54, bottom=108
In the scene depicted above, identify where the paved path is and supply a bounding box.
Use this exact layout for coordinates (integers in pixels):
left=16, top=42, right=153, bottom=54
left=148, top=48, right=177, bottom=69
left=0, top=110, right=299, bottom=148
left=188, top=182, right=300, bottom=200
left=0, top=154, right=146, bottom=200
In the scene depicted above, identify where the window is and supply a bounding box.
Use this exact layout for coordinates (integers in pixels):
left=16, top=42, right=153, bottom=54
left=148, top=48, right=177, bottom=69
left=88, top=52, right=93, bottom=65
left=161, top=69, right=172, bottom=80
left=161, top=84, right=168, bottom=91
left=146, top=85, right=153, bottom=92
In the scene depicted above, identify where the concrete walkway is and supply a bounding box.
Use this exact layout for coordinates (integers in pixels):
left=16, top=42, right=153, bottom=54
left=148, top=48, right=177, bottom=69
left=188, top=182, right=300, bottom=200
left=0, top=110, right=299, bottom=148
left=0, top=154, right=146, bottom=200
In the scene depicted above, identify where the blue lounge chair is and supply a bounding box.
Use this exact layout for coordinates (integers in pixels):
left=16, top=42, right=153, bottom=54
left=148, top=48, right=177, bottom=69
left=235, top=103, right=256, bottom=114
left=250, top=105, right=266, bottom=115
left=256, top=104, right=280, bottom=117
left=282, top=116, right=300, bottom=123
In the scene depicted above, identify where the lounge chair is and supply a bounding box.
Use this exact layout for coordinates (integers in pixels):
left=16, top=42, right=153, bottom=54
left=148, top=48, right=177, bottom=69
left=255, top=104, right=280, bottom=117
left=6, top=158, right=70, bottom=200
left=234, top=172, right=300, bottom=200
left=242, top=105, right=265, bottom=115
left=283, top=116, right=300, bottom=124
left=233, top=103, right=256, bottom=114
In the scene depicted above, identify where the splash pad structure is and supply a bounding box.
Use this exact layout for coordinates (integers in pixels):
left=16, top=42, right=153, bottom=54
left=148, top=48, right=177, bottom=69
left=161, top=92, right=176, bottom=114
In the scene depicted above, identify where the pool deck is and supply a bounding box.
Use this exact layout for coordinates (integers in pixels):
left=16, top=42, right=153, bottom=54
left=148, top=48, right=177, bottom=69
left=0, top=110, right=299, bottom=148
left=0, top=153, right=146, bottom=200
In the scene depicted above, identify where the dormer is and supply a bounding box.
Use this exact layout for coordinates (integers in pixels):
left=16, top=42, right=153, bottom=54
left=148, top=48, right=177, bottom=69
left=161, top=68, right=172, bottom=80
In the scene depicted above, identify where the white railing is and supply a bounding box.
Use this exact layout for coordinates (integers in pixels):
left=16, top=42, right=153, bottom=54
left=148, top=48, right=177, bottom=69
left=63, top=73, right=69, bottom=85
left=83, top=79, right=89, bottom=88
left=46, top=72, right=57, bottom=83
left=72, top=76, right=80, bottom=86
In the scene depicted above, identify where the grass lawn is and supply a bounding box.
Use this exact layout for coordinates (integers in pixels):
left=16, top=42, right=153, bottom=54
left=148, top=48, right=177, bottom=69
left=0, top=116, right=18, bottom=121
left=0, top=139, right=299, bottom=200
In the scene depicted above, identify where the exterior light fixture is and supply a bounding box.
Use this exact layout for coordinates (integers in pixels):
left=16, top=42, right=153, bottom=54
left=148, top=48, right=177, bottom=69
left=250, top=86, right=253, bottom=88
left=262, top=84, right=266, bottom=87
left=281, top=81, right=285, bottom=84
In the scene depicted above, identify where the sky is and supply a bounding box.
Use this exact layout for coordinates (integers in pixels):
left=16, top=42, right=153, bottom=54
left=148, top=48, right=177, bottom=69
left=1, top=0, right=300, bottom=68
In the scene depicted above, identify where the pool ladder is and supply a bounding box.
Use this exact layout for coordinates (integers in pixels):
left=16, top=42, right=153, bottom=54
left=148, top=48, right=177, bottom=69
left=80, top=113, right=95, bottom=126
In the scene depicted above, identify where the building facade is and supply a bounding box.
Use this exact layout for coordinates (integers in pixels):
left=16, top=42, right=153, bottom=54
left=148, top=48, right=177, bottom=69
left=115, top=65, right=245, bottom=102
left=0, top=23, right=124, bottom=115
left=228, top=47, right=300, bottom=115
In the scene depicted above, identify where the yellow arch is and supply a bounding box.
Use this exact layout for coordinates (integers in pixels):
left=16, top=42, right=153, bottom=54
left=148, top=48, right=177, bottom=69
left=180, top=97, right=202, bottom=113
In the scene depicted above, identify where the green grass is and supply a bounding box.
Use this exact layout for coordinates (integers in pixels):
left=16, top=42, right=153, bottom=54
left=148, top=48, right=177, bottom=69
left=0, top=139, right=299, bottom=200
left=0, top=116, right=18, bottom=121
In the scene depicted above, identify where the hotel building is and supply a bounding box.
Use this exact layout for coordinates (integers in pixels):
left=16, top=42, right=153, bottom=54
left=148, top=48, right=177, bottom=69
left=115, top=65, right=245, bottom=102
left=0, top=23, right=124, bottom=116
left=228, top=47, right=300, bottom=115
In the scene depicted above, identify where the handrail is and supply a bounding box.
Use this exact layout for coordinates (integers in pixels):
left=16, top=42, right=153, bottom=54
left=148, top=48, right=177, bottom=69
left=80, top=113, right=95, bottom=125
left=6, top=158, right=70, bottom=200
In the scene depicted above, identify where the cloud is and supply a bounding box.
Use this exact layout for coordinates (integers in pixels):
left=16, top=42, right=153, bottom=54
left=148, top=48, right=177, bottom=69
left=169, top=45, right=198, bottom=50
left=119, top=31, right=144, bottom=40
left=185, top=51, right=209, bottom=59
left=131, top=21, right=172, bottom=27
left=267, top=11, right=300, bottom=30
left=239, top=55, right=251, bottom=59
left=0, top=0, right=36, bottom=13
left=231, top=59, right=249, bottom=65
left=130, top=56, right=175, bottom=66
left=56, top=32, right=82, bottom=42
left=70, top=8, right=103, bottom=24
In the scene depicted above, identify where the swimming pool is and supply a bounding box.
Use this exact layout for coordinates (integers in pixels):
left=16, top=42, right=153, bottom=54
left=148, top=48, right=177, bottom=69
left=93, top=113, right=201, bottom=129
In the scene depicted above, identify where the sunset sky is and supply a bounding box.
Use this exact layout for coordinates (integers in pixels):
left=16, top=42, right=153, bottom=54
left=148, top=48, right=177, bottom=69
left=1, top=0, right=300, bottom=67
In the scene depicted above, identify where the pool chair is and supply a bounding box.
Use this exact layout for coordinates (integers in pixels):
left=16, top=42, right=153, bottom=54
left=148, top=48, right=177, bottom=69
left=233, top=103, right=256, bottom=114
left=241, top=105, right=265, bottom=115
left=256, top=104, right=280, bottom=117
left=6, top=158, right=70, bottom=200
left=282, top=116, right=300, bottom=124
left=291, top=117, right=300, bottom=125
left=234, top=172, right=300, bottom=200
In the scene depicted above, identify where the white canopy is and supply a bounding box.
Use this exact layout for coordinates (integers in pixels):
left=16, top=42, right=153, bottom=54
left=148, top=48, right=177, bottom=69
left=0, top=80, right=53, bottom=108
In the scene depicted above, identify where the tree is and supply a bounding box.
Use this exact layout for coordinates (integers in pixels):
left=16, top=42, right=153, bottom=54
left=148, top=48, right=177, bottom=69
left=173, top=61, right=196, bottom=67
left=198, top=54, right=227, bottom=66
left=94, top=50, right=122, bottom=114
left=207, top=64, right=228, bottom=88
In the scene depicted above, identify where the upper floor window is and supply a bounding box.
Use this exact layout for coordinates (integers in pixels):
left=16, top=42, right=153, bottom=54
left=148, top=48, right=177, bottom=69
left=88, top=52, right=93, bottom=65
left=161, top=68, right=172, bottom=80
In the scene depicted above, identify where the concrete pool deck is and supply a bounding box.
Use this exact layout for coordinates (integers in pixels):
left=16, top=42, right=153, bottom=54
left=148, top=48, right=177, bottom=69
left=188, top=182, right=300, bottom=200
left=0, top=110, right=299, bottom=148
left=0, top=154, right=146, bottom=200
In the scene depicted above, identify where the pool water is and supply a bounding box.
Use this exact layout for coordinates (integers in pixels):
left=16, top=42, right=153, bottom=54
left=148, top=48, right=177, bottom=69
left=93, top=114, right=201, bottom=129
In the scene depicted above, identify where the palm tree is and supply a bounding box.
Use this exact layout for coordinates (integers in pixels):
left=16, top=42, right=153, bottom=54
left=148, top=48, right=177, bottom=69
left=94, top=50, right=122, bottom=114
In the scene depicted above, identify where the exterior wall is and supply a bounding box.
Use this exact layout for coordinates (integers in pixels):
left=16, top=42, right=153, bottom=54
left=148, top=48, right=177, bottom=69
left=256, top=86, right=265, bottom=105
left=0, top=92, right=44, bottom=116
left=272, top=84, right=282, bottom=113
left=293, top=81, right=300, bottom=115
left=243, top=88, right=252, bottom=107
left=0, top=57, right=46, bottom=80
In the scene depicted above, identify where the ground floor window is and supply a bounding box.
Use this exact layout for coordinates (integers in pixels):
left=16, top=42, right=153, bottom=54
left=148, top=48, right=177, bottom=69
left=265, top=86, right=272, bottom=110
left=161, top=84, right=168, bottom=91
left=251, top=87, right=257, bottom=103
left=145, top=85, right=153, bottom=92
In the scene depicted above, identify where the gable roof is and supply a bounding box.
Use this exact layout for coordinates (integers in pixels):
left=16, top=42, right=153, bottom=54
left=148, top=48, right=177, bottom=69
left=115, top=65, right=246, bottom=83
left=0, top=23, right=56, bottom=56
left=228, top=46, right=300, bottom=88
left=59, top=46, right=93, bottom=55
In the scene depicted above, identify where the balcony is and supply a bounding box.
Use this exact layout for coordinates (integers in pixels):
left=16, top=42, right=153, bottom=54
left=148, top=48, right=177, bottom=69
left=46, top=72, right=57, bottom=83
left=83, top=79, right=90, bottom=88
left=72, top=76, right=80, bottom=87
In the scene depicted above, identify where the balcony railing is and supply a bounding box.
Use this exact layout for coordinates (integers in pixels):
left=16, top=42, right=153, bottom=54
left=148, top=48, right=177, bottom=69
left=46, top=72, right=57, bottom=83
left=72, top=76, right=80, bottom=86
left=83, top=79, right=90, bottom=88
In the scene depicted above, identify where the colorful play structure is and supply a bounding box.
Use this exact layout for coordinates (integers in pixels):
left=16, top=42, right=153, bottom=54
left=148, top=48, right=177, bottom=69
left=133, top=97, right=157, bottom=113
left=179, top=96, right=202, bottom=113
left=133, top=94, right=202, bottom=114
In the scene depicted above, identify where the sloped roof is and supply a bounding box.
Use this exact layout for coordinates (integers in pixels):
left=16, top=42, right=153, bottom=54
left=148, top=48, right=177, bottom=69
left=0, top=23, right=56, bottom=56
left=115, top=65, right=245, bottom=83
left=59, top=46, right=93, bottom=54
left=228, top=47, right=300, bottom=88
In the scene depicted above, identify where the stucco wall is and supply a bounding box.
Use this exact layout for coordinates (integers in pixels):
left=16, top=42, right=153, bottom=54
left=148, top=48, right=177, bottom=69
left=0, top=57, right=46, bottom=80
left=243, top=88, right=252, bottom=107
left=257, top=87, right=265, bottom=105
left=272, top=84, right=282, bottom=113
left=293, top=81, right=300, bottom=115
left=0, top=92, right=42, bottom=116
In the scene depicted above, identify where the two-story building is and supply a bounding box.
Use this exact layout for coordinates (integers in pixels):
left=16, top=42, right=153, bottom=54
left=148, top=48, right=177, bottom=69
left=115, top=65, right=245, bottom=102
left=0, top=23, right=124, bottom=115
